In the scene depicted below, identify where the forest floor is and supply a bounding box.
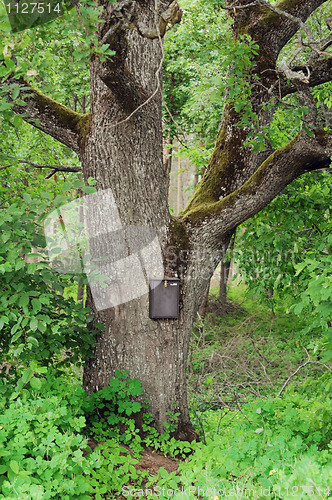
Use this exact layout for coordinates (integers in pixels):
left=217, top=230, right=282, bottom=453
left=86, top=439, right=180, bottom=475
left=92, top=282, right=328, bottom=486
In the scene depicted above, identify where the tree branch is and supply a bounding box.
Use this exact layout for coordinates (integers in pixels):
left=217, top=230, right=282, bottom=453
left=237, top=0, right=330, bottom=63
left=4, top=78, right=89, bottom=154
left=183, top=130, right=332, bottom=240
left=98, top=1, right=181, bottom=113
left=280, top=57, right=332, bottom=96
left=0, top=160, right=81, bottom=173
left=97, top=2, right=149, bottom=113
left=318, top=32, right=332, bottom=54
left=134, top=1, right=182, bottom=39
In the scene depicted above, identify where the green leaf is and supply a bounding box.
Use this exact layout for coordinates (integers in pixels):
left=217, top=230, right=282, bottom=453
left=11, top=330, right=23, bottom=343
left=0, top=316, right=8, bottom=330
left=18, top=294, right=29, bottom=308
left=303, top=126, right=315, bottom=138
left=0, top=100, right=12, bottom=112
left=321, top=350, right=332, bottom=363
left=27, top=336, right=39, bottom=347
left=22, top=367, right=34, bottom=384
left=12, top=86, right=20, bottom=100
left=293, top=302, right=304, bottom=315
left=9, top=460, right=19, bottom=474
left=87, top=177, right=97, bottom=186
left=30, top=377, right=42, bottom=390
left=73, top=179, right=85, bottom=189
left=61, top=181, right=73, bottom=193
left=82, top=186, right=97, bottom=194
left=13, top=114, right=22, bottom=127
left=23, top=193, right=32, bottom=203
left=0, top=465, right=7, bottom=475
left=31, top=298, right=42, bottom=313
left=30, top=318, right=38, bottom=331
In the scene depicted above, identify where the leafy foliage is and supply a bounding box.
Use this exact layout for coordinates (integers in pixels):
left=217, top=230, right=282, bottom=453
left=182, top=383, right=332, bottom=499
left=0, top=194, right=96, bottom=368
left=232, top=171, right=332, bottom=350
left=0, top=368, right=90, bottom=499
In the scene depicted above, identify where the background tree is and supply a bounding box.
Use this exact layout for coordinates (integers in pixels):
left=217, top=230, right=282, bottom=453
left=1, top=0, right=332, bottom=439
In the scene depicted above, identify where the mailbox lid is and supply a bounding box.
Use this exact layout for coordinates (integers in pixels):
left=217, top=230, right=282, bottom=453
left=149, top=278, right=180, bottom=319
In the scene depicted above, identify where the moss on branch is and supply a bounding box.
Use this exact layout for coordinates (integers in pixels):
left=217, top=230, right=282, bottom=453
left=169, top=216, right=190, bottom=251
left=183, top=116, right=249, bottom=218
left=29, top=88, right=91, bottom=146
left=183, top=134, right=300, bottom=225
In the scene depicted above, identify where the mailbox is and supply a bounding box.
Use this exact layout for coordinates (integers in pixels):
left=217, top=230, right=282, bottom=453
left=149, top=278, right=180, bottom=319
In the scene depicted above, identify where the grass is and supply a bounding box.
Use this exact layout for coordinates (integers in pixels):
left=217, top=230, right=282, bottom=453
left=187, top=282, right=328, bottom=413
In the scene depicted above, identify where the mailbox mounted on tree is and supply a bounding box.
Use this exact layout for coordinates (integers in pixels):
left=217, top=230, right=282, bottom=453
left=149, top=278, right=180, bottom=319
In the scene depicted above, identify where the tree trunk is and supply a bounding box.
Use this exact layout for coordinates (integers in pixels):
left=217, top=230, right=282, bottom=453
left=198, top=283, right=210, bottom=317
left=80, top=7, right=201, bottom=438
left=219, top=261, right=230, bottom=306
left=219, top=230, right=236, bottom=306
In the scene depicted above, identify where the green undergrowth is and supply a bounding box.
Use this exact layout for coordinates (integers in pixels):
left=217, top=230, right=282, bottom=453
left=188, top=283, right=328, bottom=407
left=1, top=361, right=330, bottom=499
left=181, top=376, right=332, bottom=500
left=0, top=368, right=192, bottom=500
left=0, top=280, right=331, bottom=499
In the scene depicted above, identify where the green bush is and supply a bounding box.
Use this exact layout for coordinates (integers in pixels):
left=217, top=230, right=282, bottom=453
left=0, top=198, right=97, bottom=370
left=0, top=369, right=155, bottom=499
left=0, top=369, right=90, bottom=499
left=83, top=370, right=193, bottom=458
left=83, top=369, right=144, bottom=448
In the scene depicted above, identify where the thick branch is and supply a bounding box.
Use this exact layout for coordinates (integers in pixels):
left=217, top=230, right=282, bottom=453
left=134, top=1, right=182, bottom=39
left=183, top=130, right=332, bottom=241
left=98, top=3, right=148, bottom=113
left=265, top=0, right=328, bottom=58
left=98, top=1, right=180, bottom=113
left=280, top=57, right=332, bottom=96
left=237, top=0, right=329, bottom=64
left=5, top=78, right=89, bottom=154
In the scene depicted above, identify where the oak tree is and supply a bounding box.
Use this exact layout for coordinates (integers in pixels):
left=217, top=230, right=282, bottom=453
left=1, top=0, right=332, bottom=439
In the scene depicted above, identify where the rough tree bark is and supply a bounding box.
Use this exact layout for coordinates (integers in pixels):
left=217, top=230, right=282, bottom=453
left=4, top=0, right=332, bottom=439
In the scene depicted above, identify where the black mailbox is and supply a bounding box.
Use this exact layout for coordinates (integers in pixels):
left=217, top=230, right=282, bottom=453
left=149, top=278, right=180, bottom=319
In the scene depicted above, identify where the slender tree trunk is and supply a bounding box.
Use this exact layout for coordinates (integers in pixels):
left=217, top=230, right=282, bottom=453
left=177, top=156, right=182, bottom=215
left=198, top=283, right=210, bottom=317
left=219, top=230, right=236, bottom=306
left=77, top=281, right=84, bottom=304
left=219, top=261, right=230, bottom=306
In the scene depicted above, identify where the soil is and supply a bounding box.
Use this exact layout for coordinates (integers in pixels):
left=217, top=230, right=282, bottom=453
left=86, top=439, right=179, bottom=475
